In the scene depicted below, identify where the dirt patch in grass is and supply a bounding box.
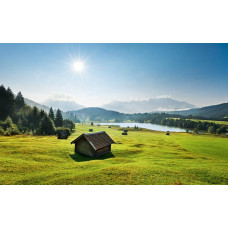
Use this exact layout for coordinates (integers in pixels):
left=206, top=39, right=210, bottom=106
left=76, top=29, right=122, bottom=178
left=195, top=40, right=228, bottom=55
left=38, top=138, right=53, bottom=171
left=179, top=155, right=196, bottom=159
left=174, top=180, right=183, bottom=185
left=131, top=144, right=144, bottom=148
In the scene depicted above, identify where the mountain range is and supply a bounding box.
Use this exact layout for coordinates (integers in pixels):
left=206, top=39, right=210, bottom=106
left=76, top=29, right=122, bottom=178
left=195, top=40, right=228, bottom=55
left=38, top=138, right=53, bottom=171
left=26, top=97, right=196, bottom=113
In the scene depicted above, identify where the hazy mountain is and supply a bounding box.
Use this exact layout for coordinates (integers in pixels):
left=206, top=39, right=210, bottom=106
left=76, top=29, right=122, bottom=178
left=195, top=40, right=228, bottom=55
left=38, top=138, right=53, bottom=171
left=102, top=98, right=196, bottom=114
left=169, top=102, right=228, bottom=119
left=24, top=98, right=50, bottom=112
left=43, top=100, right=84, bottom=112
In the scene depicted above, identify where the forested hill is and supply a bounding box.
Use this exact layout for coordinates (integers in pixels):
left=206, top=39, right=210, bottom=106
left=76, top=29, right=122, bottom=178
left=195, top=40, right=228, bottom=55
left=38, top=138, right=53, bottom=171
left=70, top=107, right=129, bottom=122
left=0, top=85, right=75, bottom=136
left=169, top=103, right=228, bottom=119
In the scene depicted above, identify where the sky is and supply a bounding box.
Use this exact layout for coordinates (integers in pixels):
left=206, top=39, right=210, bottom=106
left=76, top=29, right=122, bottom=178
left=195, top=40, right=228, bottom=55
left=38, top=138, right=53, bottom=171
left=0, top=43, right=227, bottom=107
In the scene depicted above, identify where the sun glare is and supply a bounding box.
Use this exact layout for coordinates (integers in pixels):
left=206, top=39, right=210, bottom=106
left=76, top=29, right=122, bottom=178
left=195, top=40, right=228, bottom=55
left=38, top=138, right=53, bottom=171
left=73, top=61, right=84, bottom=72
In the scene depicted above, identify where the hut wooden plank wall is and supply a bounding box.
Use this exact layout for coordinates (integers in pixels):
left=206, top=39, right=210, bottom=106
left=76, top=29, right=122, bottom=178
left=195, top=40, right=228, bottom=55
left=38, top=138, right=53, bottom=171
left=71, top=131, right=115, bottom=157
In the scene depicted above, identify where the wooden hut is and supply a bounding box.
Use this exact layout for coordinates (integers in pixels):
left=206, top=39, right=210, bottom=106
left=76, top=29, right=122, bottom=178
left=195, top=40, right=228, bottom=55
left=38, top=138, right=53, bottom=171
left=71, top=131, right=115, bottom=157
left=57, top=130, right=69, bottom=139
left=122, top=129, right=128, bottom=135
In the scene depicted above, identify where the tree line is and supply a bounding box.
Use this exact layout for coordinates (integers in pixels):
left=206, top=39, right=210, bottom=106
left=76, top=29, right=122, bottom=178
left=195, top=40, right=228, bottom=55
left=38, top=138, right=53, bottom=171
left=0, top=85, right=76, bottom=136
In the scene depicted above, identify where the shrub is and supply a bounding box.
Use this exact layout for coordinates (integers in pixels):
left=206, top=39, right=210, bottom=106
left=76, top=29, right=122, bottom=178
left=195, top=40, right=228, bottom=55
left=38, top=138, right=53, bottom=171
left=208, top=126, right=216, bottom=134
left=3, top=124, right=19, bottom=136
left=55, top=127, right=71, bottom=136
left=63, top=119, right=75, bottom=131
left=216, top=126, right=227, bottom=134
left=0, top=126, right=4, bottom=135
left=1, top=116, right=14, bottom=130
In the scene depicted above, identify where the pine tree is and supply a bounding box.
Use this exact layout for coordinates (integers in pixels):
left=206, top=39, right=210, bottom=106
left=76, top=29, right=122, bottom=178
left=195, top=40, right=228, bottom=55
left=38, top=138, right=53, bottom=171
left=31, top=107, right=41, bottom=129
left=48, top=107, right=55, bottom=121
left=55, top=109, right=63, bottom=127
left=40, top=115, right=55, bottom=135
left=0, top=86, right=15, bottom=120
left=0, top=85, right=7, bottom=120
left=40, top=109, right=45, bottom=119
left=15, top=92, right=25, bottom=111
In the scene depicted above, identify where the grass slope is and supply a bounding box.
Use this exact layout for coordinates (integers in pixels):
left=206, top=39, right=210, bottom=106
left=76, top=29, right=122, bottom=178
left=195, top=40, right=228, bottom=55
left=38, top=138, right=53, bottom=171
left=0, top=124, right=227, bottom=185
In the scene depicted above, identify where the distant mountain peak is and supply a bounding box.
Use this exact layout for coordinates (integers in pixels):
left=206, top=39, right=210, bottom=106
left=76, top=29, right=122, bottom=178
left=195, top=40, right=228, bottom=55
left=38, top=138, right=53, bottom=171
left=43, top=99, right=84, bottom=112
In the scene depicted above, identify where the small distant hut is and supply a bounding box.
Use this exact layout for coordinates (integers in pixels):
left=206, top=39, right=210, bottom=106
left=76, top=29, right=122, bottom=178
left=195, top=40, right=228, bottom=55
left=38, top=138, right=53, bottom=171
left=89, top=129, right=93, bottom=132
left=122, top=129, right=128, bottom=135
left=57, top=130, right=69, bottom=139
left=71, top=131, right=115, bottom=157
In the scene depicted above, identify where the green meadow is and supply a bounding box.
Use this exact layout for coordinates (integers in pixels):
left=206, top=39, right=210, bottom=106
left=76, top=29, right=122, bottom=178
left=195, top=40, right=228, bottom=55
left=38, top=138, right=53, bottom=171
left=0, top=124, right=227, bottom=185
left=190, top=119, right=228, bottom=126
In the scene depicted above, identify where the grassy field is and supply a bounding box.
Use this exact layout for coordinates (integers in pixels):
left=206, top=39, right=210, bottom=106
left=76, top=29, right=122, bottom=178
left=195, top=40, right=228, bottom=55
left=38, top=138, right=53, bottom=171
left=0, top=124, right=228, bottom=185
left=167, top=117, right=228, bottom=126
left=189, top=119, right=228, bottom=125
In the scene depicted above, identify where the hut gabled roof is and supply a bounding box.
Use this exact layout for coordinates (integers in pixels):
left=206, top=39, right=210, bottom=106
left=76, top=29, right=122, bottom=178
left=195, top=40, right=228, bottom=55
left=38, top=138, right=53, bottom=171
left=71, top=131, right=115, bottom=150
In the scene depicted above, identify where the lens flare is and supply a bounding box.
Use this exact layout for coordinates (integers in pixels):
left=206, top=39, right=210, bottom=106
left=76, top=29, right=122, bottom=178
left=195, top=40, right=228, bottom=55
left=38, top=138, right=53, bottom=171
left=73, top=61, right=84, bottom=72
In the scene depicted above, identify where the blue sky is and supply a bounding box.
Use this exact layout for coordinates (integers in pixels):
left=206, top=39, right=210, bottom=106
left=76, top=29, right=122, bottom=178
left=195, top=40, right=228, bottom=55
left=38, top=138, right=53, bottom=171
left=0, top=43, right=227, bottom=107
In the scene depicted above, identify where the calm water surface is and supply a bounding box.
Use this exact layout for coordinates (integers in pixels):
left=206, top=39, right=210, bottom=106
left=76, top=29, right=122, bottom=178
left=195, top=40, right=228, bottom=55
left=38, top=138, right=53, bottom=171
left=98, top=122, right=192, bottom=132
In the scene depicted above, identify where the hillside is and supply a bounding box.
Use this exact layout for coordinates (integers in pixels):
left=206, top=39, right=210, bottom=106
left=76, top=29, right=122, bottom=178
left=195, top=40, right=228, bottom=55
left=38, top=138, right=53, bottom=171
left=24, top=98, right=50, bottom=112
left=169, top=103, right=228, bottom=119
left=70, top=107, right=128, bottom=122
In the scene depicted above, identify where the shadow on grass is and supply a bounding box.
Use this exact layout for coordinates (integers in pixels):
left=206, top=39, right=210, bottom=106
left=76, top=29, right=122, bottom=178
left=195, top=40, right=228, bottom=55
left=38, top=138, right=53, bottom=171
left=70, top=152, right=115, bottom=162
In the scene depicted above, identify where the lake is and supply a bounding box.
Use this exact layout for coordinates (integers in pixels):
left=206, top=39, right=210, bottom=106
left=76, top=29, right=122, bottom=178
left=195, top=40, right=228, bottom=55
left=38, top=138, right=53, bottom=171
left=97, top=122, right=192, bottom=132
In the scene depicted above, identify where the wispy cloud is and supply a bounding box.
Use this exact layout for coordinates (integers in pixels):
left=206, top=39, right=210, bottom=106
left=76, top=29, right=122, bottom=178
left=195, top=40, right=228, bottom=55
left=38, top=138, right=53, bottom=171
left=156, top=95, right=172, bottom=99
left=45, top=93, right=75, bottom=102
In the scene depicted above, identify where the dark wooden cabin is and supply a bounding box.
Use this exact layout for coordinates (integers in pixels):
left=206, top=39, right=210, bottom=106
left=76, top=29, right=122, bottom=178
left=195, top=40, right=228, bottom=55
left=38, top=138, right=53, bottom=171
left=71, top=131, right=115, bottom=157
left=57, top=130, right=69, bottom=139
left=122, top=129, right=128, bottom=135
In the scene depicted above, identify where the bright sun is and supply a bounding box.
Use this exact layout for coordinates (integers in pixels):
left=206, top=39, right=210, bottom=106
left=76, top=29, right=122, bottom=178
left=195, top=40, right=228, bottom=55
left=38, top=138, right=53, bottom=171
left=73, top=61, right=84, bottom=72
